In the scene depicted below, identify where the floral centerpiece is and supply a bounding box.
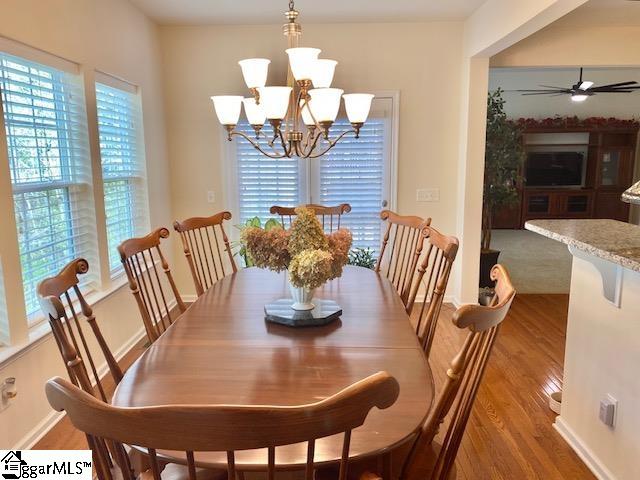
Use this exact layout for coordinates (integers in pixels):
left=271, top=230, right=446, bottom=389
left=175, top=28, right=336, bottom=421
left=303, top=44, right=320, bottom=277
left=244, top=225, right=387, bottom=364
left=241, top=207, right=352, bottom=310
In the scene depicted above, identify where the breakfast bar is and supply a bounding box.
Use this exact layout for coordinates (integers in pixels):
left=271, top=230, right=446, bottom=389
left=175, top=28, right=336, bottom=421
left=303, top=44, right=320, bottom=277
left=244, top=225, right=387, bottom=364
left=525, top=219, right=640, bottom=479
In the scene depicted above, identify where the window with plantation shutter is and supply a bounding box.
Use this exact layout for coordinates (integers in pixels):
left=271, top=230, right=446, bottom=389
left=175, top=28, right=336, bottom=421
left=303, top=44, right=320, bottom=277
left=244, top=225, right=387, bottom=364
left=315, top=117, right=387, bottom=251
left=96, top=80, right=148, bottom=274
left=234, top=122, right=303, bottom=224
left=0, top=52, right=98, bottom=322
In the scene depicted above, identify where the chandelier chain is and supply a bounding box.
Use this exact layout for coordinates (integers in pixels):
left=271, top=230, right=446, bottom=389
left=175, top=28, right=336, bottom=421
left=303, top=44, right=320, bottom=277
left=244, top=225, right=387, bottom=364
left=289, top=0, right=295, bottom=11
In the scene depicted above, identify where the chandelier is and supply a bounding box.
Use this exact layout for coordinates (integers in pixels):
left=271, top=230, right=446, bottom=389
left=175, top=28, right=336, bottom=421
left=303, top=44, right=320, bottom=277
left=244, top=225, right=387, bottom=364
left=210, top=0, right=374, bottom=159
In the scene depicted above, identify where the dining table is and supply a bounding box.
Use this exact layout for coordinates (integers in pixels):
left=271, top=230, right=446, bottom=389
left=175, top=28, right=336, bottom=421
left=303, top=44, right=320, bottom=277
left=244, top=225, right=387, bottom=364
left=112, top=265, right=434, bottom=470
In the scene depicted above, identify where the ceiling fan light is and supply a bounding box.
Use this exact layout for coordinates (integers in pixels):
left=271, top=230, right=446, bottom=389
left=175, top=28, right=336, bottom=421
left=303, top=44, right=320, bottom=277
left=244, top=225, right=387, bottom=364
left=343, top=93, right=375, bottom=124
left=308, top=88, right=344, bottom=122
left=571, top=93, right=588, bottom=102
left=238, top=58, right=271, bottom=89
left=210, top=95, right=243, bottom=125
left=311, top=59, right=338, bottom=88
left=286, top=48, right=321, bottom=81
left=257, top=86, right=292, bottom=119
left=579, top=81, right=594, bottom=90
left=242, top=97, right=266, bottom=126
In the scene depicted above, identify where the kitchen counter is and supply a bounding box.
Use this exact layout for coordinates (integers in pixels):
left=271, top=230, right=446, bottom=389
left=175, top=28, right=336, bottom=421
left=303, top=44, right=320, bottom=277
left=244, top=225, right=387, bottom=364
left=525, top=219, right=640, bottom=272
left=525, top=218, right=640, bottom=480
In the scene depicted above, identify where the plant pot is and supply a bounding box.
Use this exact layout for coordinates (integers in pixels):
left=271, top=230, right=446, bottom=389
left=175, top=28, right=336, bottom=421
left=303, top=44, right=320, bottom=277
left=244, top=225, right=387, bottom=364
left=479, top=249, right=501, bottom=288
left=289, top=282, right=316, bottom=311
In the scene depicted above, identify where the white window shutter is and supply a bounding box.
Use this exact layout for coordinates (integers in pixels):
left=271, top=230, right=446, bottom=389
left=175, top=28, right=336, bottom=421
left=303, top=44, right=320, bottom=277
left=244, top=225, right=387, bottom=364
left=0, top=52, right=99, bottom=322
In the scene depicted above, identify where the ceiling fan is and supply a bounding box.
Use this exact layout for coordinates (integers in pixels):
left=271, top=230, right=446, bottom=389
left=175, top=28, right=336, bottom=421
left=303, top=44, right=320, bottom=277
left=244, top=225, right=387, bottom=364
left=515, top=68, right=640, bottom=102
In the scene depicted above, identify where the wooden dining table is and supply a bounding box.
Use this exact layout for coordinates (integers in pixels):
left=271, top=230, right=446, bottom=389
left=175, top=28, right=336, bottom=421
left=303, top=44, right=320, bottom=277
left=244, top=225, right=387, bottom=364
left=112, top=265, right=434, bottom=470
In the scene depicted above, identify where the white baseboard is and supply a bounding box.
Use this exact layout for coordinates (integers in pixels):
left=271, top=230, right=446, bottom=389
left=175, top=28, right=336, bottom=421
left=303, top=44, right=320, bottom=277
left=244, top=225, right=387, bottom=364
left=14, top=325, right=147, bottom=450
left=554, top=416, right=616, bottom=480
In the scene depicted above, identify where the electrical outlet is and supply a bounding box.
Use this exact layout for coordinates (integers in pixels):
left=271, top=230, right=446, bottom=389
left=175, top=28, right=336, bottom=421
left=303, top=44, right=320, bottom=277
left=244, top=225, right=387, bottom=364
left=0, top=377, right=17, bottom=412
left=416, top=188, right=440, bottom=202
left=207, top=190, right=216, bottom=204
left=599, top=394, right=617, bottom=428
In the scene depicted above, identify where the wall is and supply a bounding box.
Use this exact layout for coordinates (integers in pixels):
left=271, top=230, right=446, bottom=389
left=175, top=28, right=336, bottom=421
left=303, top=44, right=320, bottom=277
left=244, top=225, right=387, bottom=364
left=489, top=67, right=640, bottom=119
left=159, top=22, right=465, bottom=295
left=0, top=0, right=171, bottom=448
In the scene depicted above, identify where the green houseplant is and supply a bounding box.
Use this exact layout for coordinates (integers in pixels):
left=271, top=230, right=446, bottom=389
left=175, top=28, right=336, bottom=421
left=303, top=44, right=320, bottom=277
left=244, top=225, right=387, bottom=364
left=481, top=88, right=525, bottom=288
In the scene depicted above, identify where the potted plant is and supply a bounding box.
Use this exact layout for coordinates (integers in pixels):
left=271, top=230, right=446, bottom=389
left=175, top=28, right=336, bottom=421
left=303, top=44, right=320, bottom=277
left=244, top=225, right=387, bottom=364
left=481, top=88, right=525, bottom=289
left=241, top=207, right=352, bottom=311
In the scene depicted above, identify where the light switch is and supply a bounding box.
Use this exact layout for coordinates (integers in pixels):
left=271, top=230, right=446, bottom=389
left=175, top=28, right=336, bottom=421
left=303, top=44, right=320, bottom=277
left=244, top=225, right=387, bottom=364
left=416, top=188, right=440, bottom=202
left=207, top=190, right=216, bottom=203
left=599, top=394, right=617, bottom=428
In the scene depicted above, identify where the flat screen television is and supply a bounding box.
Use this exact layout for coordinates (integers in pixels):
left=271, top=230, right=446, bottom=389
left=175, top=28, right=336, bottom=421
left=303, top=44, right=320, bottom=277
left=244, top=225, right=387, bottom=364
left=525, top=150, right=586, bottom=187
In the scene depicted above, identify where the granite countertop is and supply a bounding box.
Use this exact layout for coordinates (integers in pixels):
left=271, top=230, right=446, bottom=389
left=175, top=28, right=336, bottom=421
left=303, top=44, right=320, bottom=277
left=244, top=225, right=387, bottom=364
left=525, top=219, right=640, bottom=273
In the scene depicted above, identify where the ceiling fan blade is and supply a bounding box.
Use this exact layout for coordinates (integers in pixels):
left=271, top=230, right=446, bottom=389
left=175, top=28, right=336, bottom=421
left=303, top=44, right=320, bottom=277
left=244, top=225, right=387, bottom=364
left=594, top=81, right=639, bottom=89
left=539, top=85, right=571, bottom=90
left=521, top=92, right=569, bottom=96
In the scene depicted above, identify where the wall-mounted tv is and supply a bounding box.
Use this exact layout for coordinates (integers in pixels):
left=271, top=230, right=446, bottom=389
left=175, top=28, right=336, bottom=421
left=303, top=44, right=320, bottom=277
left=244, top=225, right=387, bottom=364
left=525, top=149, right=587, bottom=188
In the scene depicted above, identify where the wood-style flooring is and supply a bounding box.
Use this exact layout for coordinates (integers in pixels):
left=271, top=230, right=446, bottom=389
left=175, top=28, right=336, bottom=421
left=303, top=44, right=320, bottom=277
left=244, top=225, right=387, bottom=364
left=35, top=294, right=594, bottom=479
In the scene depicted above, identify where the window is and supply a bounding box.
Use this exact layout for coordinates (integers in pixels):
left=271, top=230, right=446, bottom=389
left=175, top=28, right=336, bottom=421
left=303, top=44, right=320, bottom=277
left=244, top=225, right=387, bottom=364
left=95, top=80, right=148, bottom=273
left=0, top=52, right=97, bottom=321
left=234, top=122, right=303, bottom=224
left=0, top=259, right=8, bottom=346
left=231, top=96, right=396, bottom=252
left=315, top=118, right=387, bottom=251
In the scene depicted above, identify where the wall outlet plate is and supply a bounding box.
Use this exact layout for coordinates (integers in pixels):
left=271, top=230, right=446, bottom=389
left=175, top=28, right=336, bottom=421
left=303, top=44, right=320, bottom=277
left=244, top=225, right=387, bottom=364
left=416, top=188, right=440, bottom=202
left=599, top=394, right=617, bottom=428
left=207, top=190, right=216, bottom=203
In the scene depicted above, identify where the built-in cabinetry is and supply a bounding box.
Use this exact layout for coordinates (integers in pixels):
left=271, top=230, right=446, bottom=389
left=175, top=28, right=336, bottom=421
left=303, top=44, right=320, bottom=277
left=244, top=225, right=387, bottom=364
left=494, top=119, right=639, bottom=228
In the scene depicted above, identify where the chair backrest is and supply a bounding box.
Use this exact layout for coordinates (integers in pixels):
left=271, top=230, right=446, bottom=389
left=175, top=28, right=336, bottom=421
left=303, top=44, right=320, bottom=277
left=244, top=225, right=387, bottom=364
left=401, top=265, right=516, bottom=480
left=173, top=211, right=237, bottom=297
left=46, top=371, right=400, bottom=480
left=118, top=228, right=185, bottom=344
left=37, top=259, right=123, bottom=402
left=406, top=227, right=459, bottom=357
left=270, top=204, right=351, bottom=232
left=375, top=210, right=431, bottom=307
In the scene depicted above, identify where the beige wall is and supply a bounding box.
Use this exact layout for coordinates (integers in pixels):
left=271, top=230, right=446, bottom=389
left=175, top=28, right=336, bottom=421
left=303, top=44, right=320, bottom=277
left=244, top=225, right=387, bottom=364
left=159, top=22, right=466, bottom=295
left=0, top=0, right=170, bottom=448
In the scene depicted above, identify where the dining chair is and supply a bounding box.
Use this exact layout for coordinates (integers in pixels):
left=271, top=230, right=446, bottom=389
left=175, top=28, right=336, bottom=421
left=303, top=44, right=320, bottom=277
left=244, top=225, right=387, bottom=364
left=37, top=258, right=123, bottom=402
left=119, top=227, right=186, bottom=344
left=399, top=264, right=516, bottom=480
left=173, top=211, right=237, bottom=297
left=405, top=226, right=459, bottom=357
left=46, top=371, right=400, bottom=480
left=375, top=210, right=431, bottom=308
left=270, top=203, right=351, bottom=232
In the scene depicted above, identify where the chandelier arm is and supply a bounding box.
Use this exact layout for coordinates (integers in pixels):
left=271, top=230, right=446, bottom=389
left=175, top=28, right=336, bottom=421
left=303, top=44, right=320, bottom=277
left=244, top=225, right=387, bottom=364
left=298, top=128, right=324, bottom=158
left=307, top=129, right=357, bottom=159
left=230, top=131, right=287, bottom=159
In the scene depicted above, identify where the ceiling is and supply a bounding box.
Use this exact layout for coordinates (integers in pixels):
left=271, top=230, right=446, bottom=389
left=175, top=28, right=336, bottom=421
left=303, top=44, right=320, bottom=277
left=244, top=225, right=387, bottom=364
left=553, top=0, right=640, bottom=27
left=128, top=0, right=487, bottom=25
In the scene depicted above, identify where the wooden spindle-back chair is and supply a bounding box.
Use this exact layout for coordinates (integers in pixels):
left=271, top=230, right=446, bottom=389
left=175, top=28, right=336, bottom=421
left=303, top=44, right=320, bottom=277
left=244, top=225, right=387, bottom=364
left=173, top=211, right=237, bottom=297
left=118, top=228, right=186, bottom=344
left=400, top=264, right=516, bottom=480
left=270, top=204, right=351, bottom=232
left=46, top=371, right=400, bottom=480
left=37, top=259, right=123, bottom=402
left=405, top=227, right=459, bottom=357
left=375, top=210, right=431, bottom=308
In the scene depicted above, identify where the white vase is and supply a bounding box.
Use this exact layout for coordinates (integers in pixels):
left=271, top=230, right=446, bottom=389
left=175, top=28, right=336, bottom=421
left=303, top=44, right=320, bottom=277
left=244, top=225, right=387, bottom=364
left=289, top=281, right=316, bottom=311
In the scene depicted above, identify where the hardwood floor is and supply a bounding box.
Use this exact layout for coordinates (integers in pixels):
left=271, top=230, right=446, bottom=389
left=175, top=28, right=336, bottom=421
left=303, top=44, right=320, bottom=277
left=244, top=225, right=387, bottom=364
left=35, top=294, right=594, bottom=479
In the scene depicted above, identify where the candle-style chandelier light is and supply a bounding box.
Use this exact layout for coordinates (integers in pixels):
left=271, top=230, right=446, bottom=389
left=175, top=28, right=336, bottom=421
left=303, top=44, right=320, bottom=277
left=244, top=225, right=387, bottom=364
left=210, top=0, right=374, bottom=159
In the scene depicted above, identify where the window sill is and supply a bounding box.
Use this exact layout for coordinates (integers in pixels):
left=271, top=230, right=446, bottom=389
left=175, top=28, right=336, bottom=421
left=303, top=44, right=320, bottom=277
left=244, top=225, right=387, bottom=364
left=0, top=274, right=130, bottom=369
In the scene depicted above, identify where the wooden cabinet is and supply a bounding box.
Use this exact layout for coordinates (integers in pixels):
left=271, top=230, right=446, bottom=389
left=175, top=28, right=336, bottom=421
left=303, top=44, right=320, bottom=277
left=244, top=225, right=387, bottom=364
left=493, top=122, right=638, bottom=228
left=522, top=189, right=594, bottom=220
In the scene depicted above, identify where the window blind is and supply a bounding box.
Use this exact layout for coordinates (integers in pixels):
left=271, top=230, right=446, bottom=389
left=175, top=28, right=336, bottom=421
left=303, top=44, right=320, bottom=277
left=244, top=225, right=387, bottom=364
left=96, top=82, right=148, bottom=273
left=235, top=122, right=301, bottom=224
left=0, top=52, right=98, bottom=321
left=319, top=118, right=386, bottom=251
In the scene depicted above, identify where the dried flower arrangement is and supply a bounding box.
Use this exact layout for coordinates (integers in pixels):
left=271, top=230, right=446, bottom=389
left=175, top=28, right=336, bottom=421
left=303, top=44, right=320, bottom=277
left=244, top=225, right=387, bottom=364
left=241, top=207, right=352, bottom=290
